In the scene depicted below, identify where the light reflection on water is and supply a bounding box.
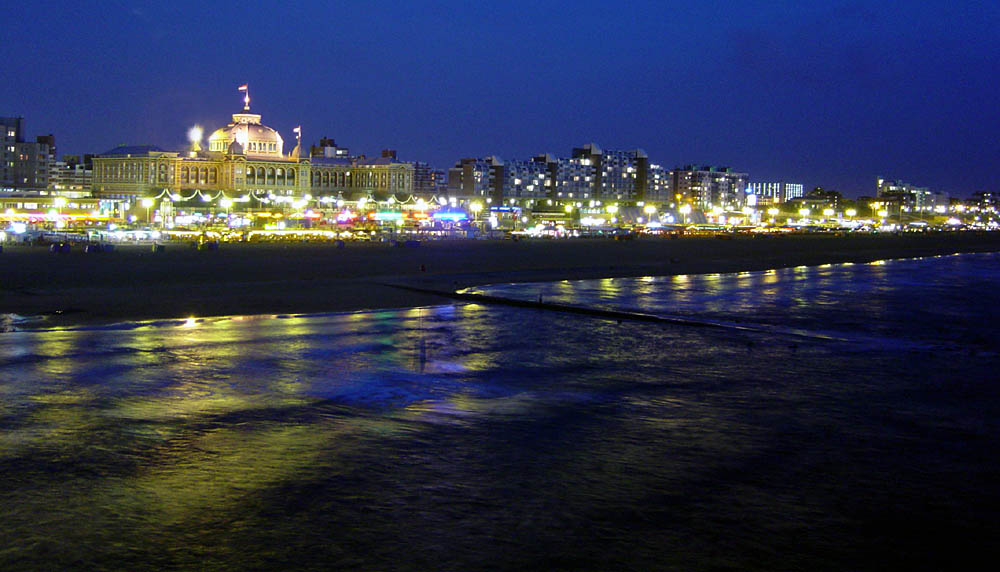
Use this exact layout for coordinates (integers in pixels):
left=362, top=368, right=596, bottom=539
left=2, top=253, right=1000, bottom=570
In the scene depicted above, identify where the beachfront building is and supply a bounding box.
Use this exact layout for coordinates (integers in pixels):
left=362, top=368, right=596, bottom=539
left=1, top=116, right=55, bottom=191
left=91, top=91, right=414, bottom=222
left=1, top=117, right=22, bottom=188
left=747, top=182, right=804, bottom=205
left=447, top=145, right=656, bottom=203
left=447, top=156, right=505, bottom=202
left=49, top=155, right=93, bottom=196
left=445, top=145, right=666, bottom=228
left=504, top=155, right=557, bottom=200
left=876, top=177, right=948, bottom=215
left=669, top=165, right=749, bottom=211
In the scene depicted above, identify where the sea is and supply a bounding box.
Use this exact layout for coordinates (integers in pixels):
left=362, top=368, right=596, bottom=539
left=1, top=252, right=999, bottom=570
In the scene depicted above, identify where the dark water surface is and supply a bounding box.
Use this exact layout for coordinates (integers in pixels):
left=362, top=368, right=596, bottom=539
left=2, top=254, right=1000, bottom=570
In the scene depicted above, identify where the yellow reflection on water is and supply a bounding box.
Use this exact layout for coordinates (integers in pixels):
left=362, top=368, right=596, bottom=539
left=34, top=328, right=85, bottom=377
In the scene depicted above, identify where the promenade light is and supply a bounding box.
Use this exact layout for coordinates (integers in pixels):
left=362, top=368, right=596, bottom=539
left=679, top=204, right=692, bottom=215
left=606, top=205, right=619, bottom=214
left=53, top=197, right=67, bottom=209
left=799, top=208, right=810, bottom=217
left=767, top=208, right=779, bottom=216
left=823, top=208, right=835, bottom=217
left=564, top=204, right=573, bottom=213
left=644, top=205, right=657, bottom=215
left=470, top=202, right=483, bottom=214
left=141, top=198, right=154, bottom=225
left=220, top=198, right=233, bottom=209
left=846, top=209, right=857, bottom=217
left=878, top=210, right=889, bottom=217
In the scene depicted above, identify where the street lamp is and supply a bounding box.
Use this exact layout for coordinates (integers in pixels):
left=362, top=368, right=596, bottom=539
left=470, top=201, right=483, bottom=227
left=679, top=203, right=692, bottom=224
left=141, top=197, right=154, bottom=225
left=220, top=198, right=233, bottom=227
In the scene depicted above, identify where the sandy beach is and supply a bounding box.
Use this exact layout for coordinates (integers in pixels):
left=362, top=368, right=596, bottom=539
left=3, top=232, right=1000, bottom=328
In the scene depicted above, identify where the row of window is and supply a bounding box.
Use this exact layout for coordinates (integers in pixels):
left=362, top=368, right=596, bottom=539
left=312, top=169, right=412, bottom=189
left=179, top=166, right=218, bottom=185
left=246, top=166, right=295, bottom=185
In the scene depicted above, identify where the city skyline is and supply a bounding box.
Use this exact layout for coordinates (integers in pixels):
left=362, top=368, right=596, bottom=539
left=3, top=1, right=998, bottom=197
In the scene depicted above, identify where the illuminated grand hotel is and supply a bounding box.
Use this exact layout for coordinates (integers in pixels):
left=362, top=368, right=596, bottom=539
left=92, top=88, right=415, bottom=222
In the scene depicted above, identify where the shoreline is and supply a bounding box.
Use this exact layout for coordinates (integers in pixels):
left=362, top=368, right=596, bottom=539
left=3, top=233, right=1000, bottom=331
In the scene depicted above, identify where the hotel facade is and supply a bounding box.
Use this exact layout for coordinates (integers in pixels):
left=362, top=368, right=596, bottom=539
left=92, top=96, right=414, bottom=216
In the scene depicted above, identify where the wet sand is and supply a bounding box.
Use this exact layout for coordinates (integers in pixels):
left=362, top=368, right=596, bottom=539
left=3, top=232, right=1000, bottom=328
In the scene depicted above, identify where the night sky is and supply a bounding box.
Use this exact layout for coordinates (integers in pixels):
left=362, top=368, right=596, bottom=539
left=3, top=1, right=998, bottom=197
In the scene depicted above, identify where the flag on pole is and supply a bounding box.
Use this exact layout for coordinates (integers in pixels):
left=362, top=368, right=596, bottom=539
left=238, top=84, right=248, bottom=91
left=293, top=126, right=301, bottom=134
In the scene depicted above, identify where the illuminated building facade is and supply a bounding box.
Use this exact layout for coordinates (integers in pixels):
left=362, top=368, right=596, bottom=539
left=92, top=93, right=414, bottom=212
left=2, top=117, right=24, bottom=188
left=876, top=177, right=948, bottom=213
left=447, top=145, right=655, bottom=203
left=49, top=155, right=94, bottom=196
left=669, top=165, right=749, bottom=210
left=747, top=182, right=804, bottom=205
left=1, top=117, right=55, bottom=191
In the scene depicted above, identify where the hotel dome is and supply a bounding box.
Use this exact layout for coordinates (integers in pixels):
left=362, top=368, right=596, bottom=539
left=207, top=111, right=284, bottom=158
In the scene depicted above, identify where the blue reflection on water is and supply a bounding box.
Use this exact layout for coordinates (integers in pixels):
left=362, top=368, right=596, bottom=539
left=1, top=253, right=999, bottom=570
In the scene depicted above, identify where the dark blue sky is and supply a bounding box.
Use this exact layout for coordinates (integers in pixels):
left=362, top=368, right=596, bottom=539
left=3, top=0, right=998, bottom=197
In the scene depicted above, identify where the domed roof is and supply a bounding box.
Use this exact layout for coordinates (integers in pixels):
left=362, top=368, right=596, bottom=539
left=208, top=112, right=284, bottom=158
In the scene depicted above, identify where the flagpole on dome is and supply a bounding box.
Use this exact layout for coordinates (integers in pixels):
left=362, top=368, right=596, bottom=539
left=291, top=125, right=302, bottom=160
left=238, top=83, right=250, bottom=111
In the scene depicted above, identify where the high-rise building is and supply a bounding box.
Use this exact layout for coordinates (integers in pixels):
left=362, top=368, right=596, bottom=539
left=877, top=177, right=948, bottom=213
left=50, top=154, right=94, bottom=196
left=412, top=161, right=444, bottom=196
left=447, top=156, right=504, bottom=202
left=310, top=136, right=350, bottom=159
left=1, top=117, right=54, bottom=190
left=669, top=165, right=749, bottom=210
left=747, top=182, right=804, bottom=205
left=1, top=116, right=24, bottom=188
left=504, top=154, right=556, bottom=199
left=448, top=145, right=653, bottom=203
